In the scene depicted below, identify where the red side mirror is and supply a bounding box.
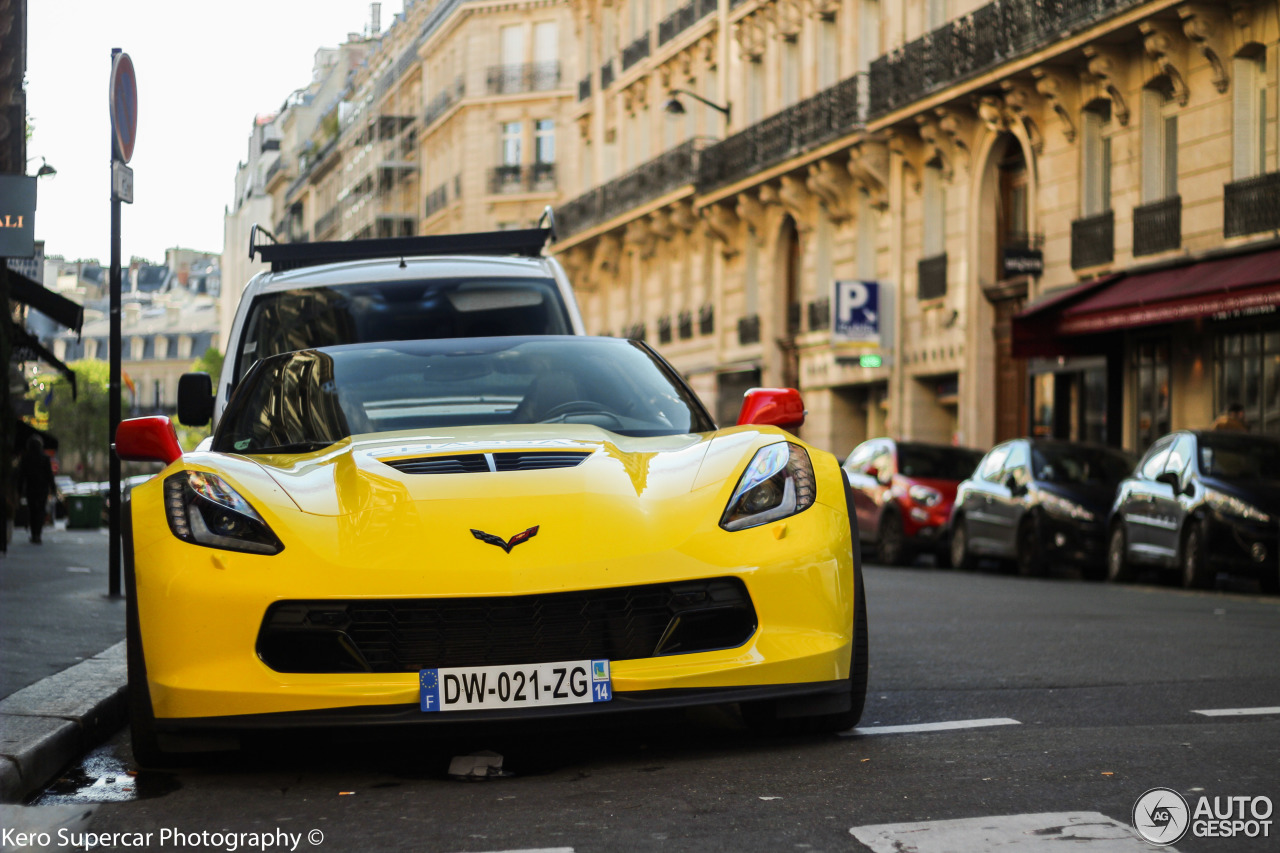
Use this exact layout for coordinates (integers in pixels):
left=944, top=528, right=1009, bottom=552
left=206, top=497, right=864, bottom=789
left=737, top=387, right=806, bottom=431
left=116, top=416, right=183, bottom=466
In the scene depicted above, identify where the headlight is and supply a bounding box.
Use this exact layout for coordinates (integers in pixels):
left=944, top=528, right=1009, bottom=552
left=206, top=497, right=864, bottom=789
left=164, top=471, right=284, bottom=555
left=907, top=485, right=942, bottom=507
left=1040, top=492, right=1095, bottom=522
left=721, top=442, right=816, bottom=531
left=1205, top=488, right=1271, bottom=523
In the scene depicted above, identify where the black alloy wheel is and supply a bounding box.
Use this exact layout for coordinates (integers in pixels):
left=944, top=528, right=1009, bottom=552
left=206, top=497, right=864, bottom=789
left=1016, top=516, right=1044, bottom=577
left=1106, top=523, right=1133, bottom=583
left=877, top=511, right=908, bottom=566
left=1181, top=522, right=1214, bottom=589
left=950, top=517, right=975, bottom=571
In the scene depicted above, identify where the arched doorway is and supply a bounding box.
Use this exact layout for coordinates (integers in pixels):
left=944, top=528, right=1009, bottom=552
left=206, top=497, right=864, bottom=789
left=980, top=132, right=1032, bottom=443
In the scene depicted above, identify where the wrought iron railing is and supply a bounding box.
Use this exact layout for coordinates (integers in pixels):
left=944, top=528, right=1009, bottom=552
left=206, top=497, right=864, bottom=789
left=1225, top=172, right=1280, bottom=238
left=699, top=304, right=715, bottom=335
left=659, top=1, right=699, bottom=47
left=698, top=73, right=866, bottom=192
left=808, top=297, right=830, bottom=332
left=1071, top=210, right=1114, bottom=269
left=557, top=138, right=705, bottom=238
left=424, top=184, right=449, bottom=218
left=578, top=74, right=592, bottom=102
left=678, top=310, right=694, bottom=340
left=918, top=253, right=948, bottom=300
left=488, top=163, right=557, bottom=195
left=1133, top=196, right=1181, bottom=256
left=868, top=0, right=1144, bottom=118
left=486, top=61, right=561, bottom=95
left=622, top=34, right=651, bottom=71
left=658, top=316, right=673, bottom=344
left=424, top=77, right=465, bottom=126
left=601, top=59, right=616, bottom=90
left=738, top=314, right=761, bottom=346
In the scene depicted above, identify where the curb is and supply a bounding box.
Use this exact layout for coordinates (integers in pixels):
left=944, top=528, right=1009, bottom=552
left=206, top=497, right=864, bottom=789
left=0, top=642, right=128, bottom=803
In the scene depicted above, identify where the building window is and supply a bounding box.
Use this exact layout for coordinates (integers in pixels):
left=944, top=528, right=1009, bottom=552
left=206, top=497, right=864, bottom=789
left=923, top=163, right=946, bottom=258
left=1081, top=101, right=1112, bottom=217
left=818, top=18, right=839, bottom=89
left=1141, top=84, right=1178, bottom=203
left=1216, top=328, right=1280, bottom=436
left=857, top=191, right=877, bottom=280
left=501, top=24, right=525, bottom=66
left=501, top=121, right=522, bottom=166
left=782, top=40, right=800, bottom=107
left=535, top=119, right=555, bottom=164
left=747, top=61, right=764, bottom=124
left=1233, top=52, right=1267, bottom=181
left=1133, top=339, right=1171, bottom=450
left=926, top=0, right=946, bottom=31
left=858, top=0, right=880, bottom=72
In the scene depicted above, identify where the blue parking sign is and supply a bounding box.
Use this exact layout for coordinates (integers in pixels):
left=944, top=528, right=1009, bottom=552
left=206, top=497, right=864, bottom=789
left=833, top=280, right=880, bottom=346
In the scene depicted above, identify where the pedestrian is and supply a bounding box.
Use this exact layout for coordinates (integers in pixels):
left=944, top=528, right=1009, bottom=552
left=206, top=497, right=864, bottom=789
left=17, top=435, right=54, bottom=544
left=1212, top=402, right=1249, bottom=432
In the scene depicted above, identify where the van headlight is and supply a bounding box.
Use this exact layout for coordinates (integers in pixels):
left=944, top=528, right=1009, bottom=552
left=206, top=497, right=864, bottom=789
left=164, top=471, right=284, bottom=555
left=721, top=443, right=816, bottom=531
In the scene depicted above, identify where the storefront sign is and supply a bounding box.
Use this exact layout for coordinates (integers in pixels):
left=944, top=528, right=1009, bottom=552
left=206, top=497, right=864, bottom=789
left=833, top=279, right=881, bottom=347
left=1003, top=246, right=1044, bottom=278
left=0, top=175, right=37, bottom=258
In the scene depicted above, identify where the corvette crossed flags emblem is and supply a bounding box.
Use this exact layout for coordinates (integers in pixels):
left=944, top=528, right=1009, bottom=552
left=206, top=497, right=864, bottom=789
left=470, top=526, right=540, bottom=553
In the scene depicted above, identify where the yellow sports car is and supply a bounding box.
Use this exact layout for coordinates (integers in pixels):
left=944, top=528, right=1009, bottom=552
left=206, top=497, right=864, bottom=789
left=116, top=336, right=867, bottom=765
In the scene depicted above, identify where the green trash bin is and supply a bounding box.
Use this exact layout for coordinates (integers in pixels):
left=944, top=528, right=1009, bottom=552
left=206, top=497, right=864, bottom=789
left=67, top=494, right=105, bottom=529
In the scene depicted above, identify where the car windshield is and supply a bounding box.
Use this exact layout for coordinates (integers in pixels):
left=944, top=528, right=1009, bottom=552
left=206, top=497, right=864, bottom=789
left=1031, top=445, right=1133, bottom=485
left=213, top=337, right=717, bottom=453
left=233, top=277, right=573, bottom=385
left=897, top=445, right=984, bottom=480
left=1199, top=434, right=1280, bottom=480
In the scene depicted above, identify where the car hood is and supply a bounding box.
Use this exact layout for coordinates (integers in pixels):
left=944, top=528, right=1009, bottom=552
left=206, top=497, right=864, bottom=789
left=1037, top=481, right=1118, bottom=516
left=1201, top=478, right=1280, bottom=512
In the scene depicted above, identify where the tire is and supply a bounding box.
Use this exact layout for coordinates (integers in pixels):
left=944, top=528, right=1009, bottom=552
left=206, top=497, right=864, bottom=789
left=1181, top=522, right=1214, bottom=590
left=1015, top=516, right=1044, bottom=578
left=123, top=500, right=177, bottom=769
left=876, top=511, right=911, bottom=567
left=1106, top=522, right=1133, bottom=583
left=950, top=516, right=975, bottom=571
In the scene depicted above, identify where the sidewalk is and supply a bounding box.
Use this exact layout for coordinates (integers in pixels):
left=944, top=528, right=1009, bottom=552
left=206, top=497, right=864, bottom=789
left=0, top=520, right=128, bottom=802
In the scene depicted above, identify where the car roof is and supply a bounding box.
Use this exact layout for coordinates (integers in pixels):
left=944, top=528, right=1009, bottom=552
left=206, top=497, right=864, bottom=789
left=251, top=254, right=556, bottom=295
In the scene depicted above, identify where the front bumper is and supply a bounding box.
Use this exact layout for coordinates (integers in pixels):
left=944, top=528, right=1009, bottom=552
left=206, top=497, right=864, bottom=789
left=1042, top=516, right=1106, bottom=565
left=1205, top=512, right=1279, bottom=575
left=129, top=478, right=857, bottom=723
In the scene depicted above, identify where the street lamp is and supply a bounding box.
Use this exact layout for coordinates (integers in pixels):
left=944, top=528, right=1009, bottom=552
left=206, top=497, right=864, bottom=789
left=665, top=89, right=731, bottom=122
left=35, top=159, right=56, bottom=178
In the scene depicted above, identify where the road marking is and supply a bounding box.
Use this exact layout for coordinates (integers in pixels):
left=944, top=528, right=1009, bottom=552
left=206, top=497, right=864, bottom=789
left=841, top=717, right=1021, bottom=736
left=851, top=812, right=1161, bottom=852
left=1192, top=706, right=1280, bottom=717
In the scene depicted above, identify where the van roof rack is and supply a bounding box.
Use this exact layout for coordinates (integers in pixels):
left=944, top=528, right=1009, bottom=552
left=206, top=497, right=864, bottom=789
left=248, top=224, right=552, bottom=273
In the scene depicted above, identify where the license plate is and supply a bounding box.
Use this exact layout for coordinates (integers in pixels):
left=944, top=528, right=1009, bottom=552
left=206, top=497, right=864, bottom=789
left=419, top=659, right=612, bottom=712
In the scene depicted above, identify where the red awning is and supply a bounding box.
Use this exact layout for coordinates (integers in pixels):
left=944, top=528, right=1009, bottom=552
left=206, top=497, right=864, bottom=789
left=1012, top=247, right=1280, bottom=356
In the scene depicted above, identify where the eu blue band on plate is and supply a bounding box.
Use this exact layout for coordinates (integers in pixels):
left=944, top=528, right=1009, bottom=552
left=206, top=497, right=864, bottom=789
left=420, top=669, right=441, bottom=713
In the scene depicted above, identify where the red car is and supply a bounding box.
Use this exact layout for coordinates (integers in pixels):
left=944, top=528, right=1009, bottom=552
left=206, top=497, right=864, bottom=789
left=843, top=439, right=985, bottom=565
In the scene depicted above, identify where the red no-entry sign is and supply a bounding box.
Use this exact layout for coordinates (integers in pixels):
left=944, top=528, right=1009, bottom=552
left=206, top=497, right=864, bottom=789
left=109, top=52, right=137, bottom=164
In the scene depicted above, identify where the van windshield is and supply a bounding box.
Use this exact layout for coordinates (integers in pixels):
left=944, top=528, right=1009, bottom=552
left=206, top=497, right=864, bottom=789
left=233, top=277, right=572, bottom=385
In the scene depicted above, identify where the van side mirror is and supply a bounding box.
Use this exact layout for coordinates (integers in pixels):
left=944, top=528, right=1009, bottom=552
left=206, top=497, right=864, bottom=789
left=177, top=372, right=214, bottom=427
left=115, top=417, right=183, bottom=465
left=737, top=388, right=806, bottom=432
left=1155, top=471, right=1180, bottom=491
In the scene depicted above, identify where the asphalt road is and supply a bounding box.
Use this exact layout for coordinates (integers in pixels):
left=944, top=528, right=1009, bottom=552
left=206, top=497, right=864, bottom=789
left=21, top=564, right=1280, bottom=852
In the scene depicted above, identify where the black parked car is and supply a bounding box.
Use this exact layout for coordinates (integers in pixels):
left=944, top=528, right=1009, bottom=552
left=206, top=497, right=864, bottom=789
left=950, top=438, right=1134, bottom=577
left=1107, top=430, right=1280, bottom=592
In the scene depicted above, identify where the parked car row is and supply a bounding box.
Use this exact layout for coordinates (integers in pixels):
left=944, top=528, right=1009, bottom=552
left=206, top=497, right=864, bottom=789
left=844, top=431, right=1280, bottom=593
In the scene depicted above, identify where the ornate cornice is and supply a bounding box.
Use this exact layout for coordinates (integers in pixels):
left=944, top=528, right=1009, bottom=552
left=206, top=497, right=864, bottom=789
left=1083, top=45, right=1131, bottom=126
left=806, top=158, right=854, bottom=223
left=1032, top=67, right=1079, bottom=144
left=1141, top=20, right=1191, bottom=106
left=1179, top=4, right=1232, bottom=94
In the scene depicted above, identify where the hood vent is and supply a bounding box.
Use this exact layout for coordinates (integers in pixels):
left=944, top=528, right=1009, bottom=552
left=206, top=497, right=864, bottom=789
left=382, top=451, right=591, bottom=475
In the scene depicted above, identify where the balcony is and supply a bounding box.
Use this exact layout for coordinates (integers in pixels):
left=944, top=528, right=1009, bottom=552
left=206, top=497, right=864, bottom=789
left=424, top=183, right=448, bottom=218
left=698, top=73, right=866, bottom=192
left=488, top=163, right=558, bottom=195
left=424, top=77, right=465, bottom=126
left=1133, top=196, right=1181, bottom=256
left=659, top=1, right=697, bottom=46
left=1071, top=210, right=1114, bottom=269
left=699, top=304, right=715, bottom=335
left=868, top=0, right=1145, bottom=118
left=738, top=314, right=761, bottom=346
left=486, top=61, right=562, bottom=95
left=557, top=138, right=705, bottom=238
left=578, top=74, right=592, bottom=102
left=1225, top=171, right=1280, bottom=238
left=600, top=59, right=616, bottom=90
left=622, top=34, right=651, bottom=71
left=918, top=253, right=948, bottom=300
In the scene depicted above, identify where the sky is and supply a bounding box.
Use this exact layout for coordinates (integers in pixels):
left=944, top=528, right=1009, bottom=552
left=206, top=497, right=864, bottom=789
left=24, top=1, right=388, bottom=264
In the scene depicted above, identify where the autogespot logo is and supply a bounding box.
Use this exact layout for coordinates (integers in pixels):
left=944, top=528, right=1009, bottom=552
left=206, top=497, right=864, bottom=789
left=1133, top=787, right=1190, bottom=846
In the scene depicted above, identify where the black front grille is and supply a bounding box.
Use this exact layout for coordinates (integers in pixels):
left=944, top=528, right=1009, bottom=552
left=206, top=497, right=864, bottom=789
left=257, top=578, right=757, bottom=673
left=382, top=452, right=591, bottom=475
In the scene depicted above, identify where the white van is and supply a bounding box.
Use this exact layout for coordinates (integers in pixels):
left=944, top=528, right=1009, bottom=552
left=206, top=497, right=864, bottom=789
left=180, top=221, right=585, bottom=428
